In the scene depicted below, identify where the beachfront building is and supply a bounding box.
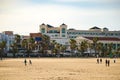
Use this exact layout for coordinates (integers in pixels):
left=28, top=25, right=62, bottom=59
left=39, top=23, right=120, bottom=53
left=40, top=23, right=120, bottom=43
left=67, top=26, right=120, bottom=39
left=75, top=36, right=120, bottom=53
left=40, top=23, right=69, bottom=45
left=0, top=31, right=15, bottom=52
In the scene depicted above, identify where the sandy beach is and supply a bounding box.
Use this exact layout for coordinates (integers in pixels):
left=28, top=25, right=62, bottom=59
left=0, top=58, right=120, bottom=80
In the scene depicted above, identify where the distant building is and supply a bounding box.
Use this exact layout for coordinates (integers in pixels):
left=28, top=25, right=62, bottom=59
left=39, top=23, right=120, bottom=52
left=40, top=23, right=120, bottom=44
left=2, top=31, right=13, bottom=36
left=30, top=33, right=42, bottom=42
left=39, top=23, right=69, bottom=45
left=0, top=31, right=15, bottom=51
left=75, top=36, right=120, bottom=53
left=67, top=26, right=120, bottom=38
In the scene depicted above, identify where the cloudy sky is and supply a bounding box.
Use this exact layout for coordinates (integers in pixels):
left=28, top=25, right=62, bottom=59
left=0, top=0, right=120, bottom=35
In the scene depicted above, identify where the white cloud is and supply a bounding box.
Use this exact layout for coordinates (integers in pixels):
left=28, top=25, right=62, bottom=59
left=0, top=0, right=120, bottom=35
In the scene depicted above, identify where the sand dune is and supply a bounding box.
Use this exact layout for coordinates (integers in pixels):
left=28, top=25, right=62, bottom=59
left=0, top=58, right=120, bottom=80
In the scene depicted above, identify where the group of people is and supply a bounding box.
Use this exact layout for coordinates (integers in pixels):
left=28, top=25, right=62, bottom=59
left=105, top=59, right=110, bottom=67
left=24, top=59, right=32, bottom=66
left=97, top=58, right=116, bottom=67
left=97, top=58, right=102, bottom=64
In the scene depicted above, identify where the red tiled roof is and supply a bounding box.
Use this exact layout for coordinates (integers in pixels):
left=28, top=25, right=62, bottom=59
left=30, top=33, right=42, bottom=38
left=85, top=37, right=120, bottom=41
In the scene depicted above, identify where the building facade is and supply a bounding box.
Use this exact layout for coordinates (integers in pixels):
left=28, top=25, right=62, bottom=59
left=40, top=23, right=69, bottom=45
left=75, top=36, right=120, bottom=52
left=0, top=31, right=15, bottom=52
left=40, top=23, right=120, bottom=44
left=39, top=23, right=120, bottom=53
left=67, top=26, right=120, bottom=39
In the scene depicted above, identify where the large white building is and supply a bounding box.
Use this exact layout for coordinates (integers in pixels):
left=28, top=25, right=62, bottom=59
left=67, top=26, right=120, bottom=38
left=40, top=23, right=120, bottom=41
left=40, top=23, right=69, bottom=45
left=39, top=23, right=120, bottom=52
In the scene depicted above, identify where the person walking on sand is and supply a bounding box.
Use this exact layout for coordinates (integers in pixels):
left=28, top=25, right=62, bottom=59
left=108, top=60, right=110, bottom=67
left=29, top=59, right=32, bottom=65
left=105, top=59, right=108, bottom=67
left=24, top=59, right=27, bottom=66
left=114, top=59, right=116, bottom=63
left=97, top=58, right=99, bottom=64
left=100, top=58, right=102, bottom=63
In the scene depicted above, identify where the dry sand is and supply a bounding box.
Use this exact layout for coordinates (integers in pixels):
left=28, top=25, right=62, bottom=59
left=0, top=58, right=120, bottom=80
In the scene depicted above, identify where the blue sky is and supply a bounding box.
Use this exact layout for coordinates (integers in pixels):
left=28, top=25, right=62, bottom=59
left=0, top=0, right=120, bottom=35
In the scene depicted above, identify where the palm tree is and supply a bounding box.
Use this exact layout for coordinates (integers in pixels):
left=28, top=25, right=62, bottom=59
left=108, top=43, right=113, bottom=57
left=50, top=40, right=56, bottom=53
left=102, top=44, right=108, bottom=57
left=55, top=43, right=61, bottom=54
left=92, top=37, right=99, bottom=56
left=116, top=47, right=120, bottom=57
left=69, top=39, right=77, bottom=56
left=11, top=43, right=18, bottom=57
left=27, top=37, right=35, bottom=56
left=0, top=41, right=6, bottom=60
left=15, top=34, right=21, bottom=43
left=96, top=42, right=103, bottom=57
left=21, top=39, right=28, bottom=56
left=15, top=34, right=21, bottom=48
left=79, top=40, right=88, bottom=56
left=60, top=45, right=66, bottom=53
left=21, top=39, right=28, bottom=49
left=41, top=35, right=50, bottom=56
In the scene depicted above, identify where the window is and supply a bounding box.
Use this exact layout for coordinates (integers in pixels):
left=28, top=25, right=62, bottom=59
left=62, top=35, right=65, bottom=37
left=117, top=44, right=120, bottom=47
left=115, top=33, right=118, bottom=36
left=41, top=28, right=45, bottom=33
left=62, top=28, right=66, bottom=33
left=113, top=44, right=116, bottom=49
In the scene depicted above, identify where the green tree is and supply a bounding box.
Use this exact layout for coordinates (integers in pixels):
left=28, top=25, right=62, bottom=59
left=21, top=39, right=28, bottom=49
left=0, top=41, right=6, bottom=60
left=41, top=35, right=50, bottom=55
left=55, top=43, right=61, bottom=54
left=79, top=40, right=88, bottom=56
left=15, top=34, right=21, bottom=43
left=116, top=47, right=120, bottom=57
left=69, top=39, right=77, bottom=56
left=28, top=37, right=35, bottom=50
left=92, top=37, right=99, bottom=56
left=60, top=45, right=66, bottom=53
left=11, top=43, right=18, bottom=57
left=21, top=39, right=29, bottom=56
left=50, top=40, right=56, bottom=54
left=108, top=43, right=113, bottom=57
left=96, top=42, right=103, bottom=57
